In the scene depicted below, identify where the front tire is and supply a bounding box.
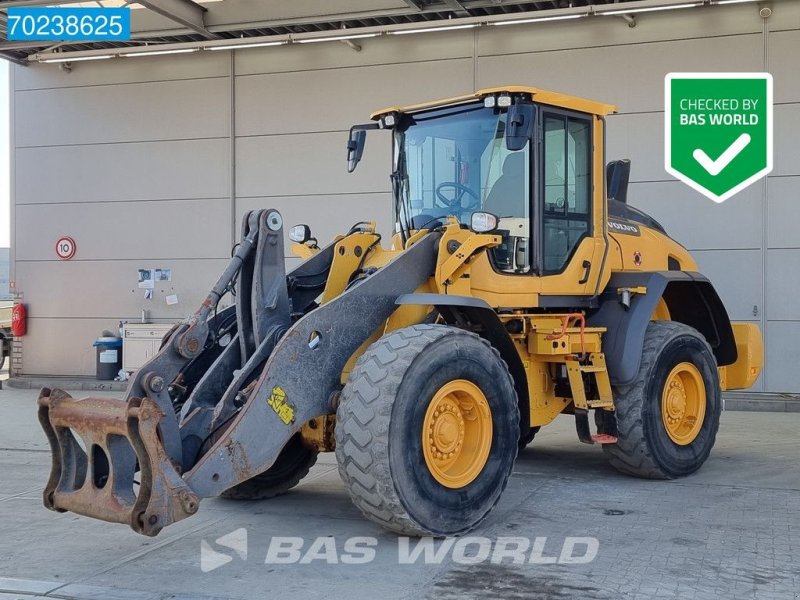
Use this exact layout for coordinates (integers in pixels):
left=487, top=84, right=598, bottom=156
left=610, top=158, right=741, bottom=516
left=604, top=321, right=721, bottom=479
left=335, top=324, right=519, bottom=536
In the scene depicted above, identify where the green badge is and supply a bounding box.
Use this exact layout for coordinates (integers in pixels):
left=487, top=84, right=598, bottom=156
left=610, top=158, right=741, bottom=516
left=665, top=73, right=772, bottom=203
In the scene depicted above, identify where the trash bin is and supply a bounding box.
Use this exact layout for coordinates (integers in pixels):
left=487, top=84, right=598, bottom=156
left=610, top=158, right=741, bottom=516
left=93, top=336, right=123, bottom=381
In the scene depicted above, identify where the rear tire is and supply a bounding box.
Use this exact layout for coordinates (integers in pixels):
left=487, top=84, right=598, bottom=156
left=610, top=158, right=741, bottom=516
left=335, top=324, right=519, bottom=536
left=220, top=434, right=317, bottom=500
left=604, top=321, right=721, bottom=479
left=518, top=426, right=540, bottom=449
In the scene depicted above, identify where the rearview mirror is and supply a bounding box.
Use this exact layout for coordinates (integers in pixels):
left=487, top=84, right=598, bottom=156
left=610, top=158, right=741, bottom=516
left=347, top=129, right=367, bottom=173
left=506, top=103, right=535, bottom=152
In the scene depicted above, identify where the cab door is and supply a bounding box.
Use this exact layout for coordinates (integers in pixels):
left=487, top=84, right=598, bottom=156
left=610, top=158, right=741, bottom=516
left=536, top=109, right=607, bottom=299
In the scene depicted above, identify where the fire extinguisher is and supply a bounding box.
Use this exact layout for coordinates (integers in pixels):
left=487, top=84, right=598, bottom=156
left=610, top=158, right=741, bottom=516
left=11, top=303, right=26, bottom=337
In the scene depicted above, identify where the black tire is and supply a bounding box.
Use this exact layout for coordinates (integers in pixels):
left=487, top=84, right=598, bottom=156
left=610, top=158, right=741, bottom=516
left=604, top=321, right=721, bottom=479
left=220, top=434, right=317, bottom=500
left=335, top=324, right=519, bottom=536
left=518, top=426, right=540, bottom=449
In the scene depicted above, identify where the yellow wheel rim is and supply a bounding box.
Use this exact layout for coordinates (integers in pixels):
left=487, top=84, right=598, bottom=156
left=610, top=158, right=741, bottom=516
left=422, top=380, right=493, bottom=488
left=661, top=362, right=706, bottom=446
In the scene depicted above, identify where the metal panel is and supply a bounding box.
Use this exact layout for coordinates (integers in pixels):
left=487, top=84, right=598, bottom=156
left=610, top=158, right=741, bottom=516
left=14, top=52, right=230, bottom=91
left=765, top=249, right=800, bottom=321
left=766, top=176, right=800, bottom=249
left=14, top=259, right=230, bottom=320
left=629, top=181, right=762, bottom=251
left=236, top=58, right=473, bottom=136
left=691, top=249, right=762, bottom=323
left=605, top=112, right=664, bottom=182
left=236, top=193, right=393, bottom=250
left=19, top=317, right=137, bottom=376
left=765, top=321, right=800, bottom=393
left=16, top=139, right=229, bottom=204
left=15, top=77, right=230, bottom=147
left=236, top=132, right=391, bottom=197
left=15, top=199, right=231, bottom=261
left=478, top=33, right=762, bottom=114
left=769, top=30, right=800, bottom=104
left=773, top=104, right=800, bottom=177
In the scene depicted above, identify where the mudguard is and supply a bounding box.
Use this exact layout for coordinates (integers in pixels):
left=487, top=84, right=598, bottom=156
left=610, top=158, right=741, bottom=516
left=587, top=271, right=737, bottom=386
left=395, top=293, right=531, bottom=440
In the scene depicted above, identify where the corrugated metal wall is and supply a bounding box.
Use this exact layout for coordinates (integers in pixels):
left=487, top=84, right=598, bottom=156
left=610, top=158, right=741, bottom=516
left=11, top=4, right=800, bottom=391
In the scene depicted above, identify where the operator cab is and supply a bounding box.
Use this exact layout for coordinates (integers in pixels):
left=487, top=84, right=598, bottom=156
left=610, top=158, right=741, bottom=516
left=393, top=95, right=594, bottom=277
left=349, top=87, right=613, bottom=284
left=393, top=101, right=532, bottom=272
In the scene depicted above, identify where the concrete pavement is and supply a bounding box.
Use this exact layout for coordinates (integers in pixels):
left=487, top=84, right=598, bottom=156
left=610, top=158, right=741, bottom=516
left=1, top=386, right=798, bottom=600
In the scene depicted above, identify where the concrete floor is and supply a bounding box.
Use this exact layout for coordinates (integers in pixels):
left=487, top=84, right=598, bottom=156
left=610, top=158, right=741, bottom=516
left=1, top=386, right=798, bottom=600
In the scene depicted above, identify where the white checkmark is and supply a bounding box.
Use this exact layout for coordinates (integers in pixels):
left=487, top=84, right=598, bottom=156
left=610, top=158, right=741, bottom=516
left=692, top=133, right=751, bottom=176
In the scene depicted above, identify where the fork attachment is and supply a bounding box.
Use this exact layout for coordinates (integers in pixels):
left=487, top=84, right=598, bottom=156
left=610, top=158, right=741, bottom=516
left=38, top=388, right=199, bottom=536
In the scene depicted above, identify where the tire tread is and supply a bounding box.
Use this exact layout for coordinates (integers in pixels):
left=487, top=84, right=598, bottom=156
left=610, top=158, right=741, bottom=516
left=603, top=320, right=717, bottom=480
left=335, top=324, right=518, bottom=536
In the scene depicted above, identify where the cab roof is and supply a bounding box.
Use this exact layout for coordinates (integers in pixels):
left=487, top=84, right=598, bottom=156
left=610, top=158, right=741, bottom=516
left=370, top=85, right=617, bottom=119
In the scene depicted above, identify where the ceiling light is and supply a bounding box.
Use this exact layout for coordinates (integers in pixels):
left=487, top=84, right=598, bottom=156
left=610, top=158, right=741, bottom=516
left=714, top=0, right=757, bottom=4
left=389, top=24, right=477, bottom=35
left=296, top=33, right=378, bottom=44
left=209, top=41, right=287, bottom=51
left=599, top=2, right=702, bottom=16
left=41, top=54, right=114, bottom=63
left=491, top=14, right=585, bottom=26
left=125, top=48, right=199, bottom=57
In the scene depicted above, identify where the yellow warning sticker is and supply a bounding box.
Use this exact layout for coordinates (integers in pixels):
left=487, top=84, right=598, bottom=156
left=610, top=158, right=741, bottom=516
left=268, top=386, right=295, bottom=425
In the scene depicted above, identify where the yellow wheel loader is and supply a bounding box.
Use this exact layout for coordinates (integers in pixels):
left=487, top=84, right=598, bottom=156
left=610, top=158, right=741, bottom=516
left=38, top=86, right=763, bottom=537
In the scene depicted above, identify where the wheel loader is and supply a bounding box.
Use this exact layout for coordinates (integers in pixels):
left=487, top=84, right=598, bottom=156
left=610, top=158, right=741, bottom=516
left=38, top=86, right=764, bottom=537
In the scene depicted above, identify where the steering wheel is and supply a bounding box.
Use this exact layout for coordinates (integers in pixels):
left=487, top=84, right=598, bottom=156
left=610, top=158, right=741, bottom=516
left=435, top=182, right=481, bottom=215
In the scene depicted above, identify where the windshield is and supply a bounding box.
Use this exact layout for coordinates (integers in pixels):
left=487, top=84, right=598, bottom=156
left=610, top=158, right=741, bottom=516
left=393, top=102, right=531, bottom=272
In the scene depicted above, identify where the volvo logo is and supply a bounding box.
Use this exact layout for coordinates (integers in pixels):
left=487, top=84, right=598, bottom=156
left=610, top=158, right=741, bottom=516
left=607, top=220, right=641, bottom=236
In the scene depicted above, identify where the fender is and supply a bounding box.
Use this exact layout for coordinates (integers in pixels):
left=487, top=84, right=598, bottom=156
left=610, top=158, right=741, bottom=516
left=587, top=271, right=737, bottom=386
left=396, top=293, right=531, bottom=440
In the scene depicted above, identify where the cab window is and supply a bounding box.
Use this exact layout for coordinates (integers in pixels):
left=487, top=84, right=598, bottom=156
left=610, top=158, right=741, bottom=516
left=542, top=113, right=592, bottom=273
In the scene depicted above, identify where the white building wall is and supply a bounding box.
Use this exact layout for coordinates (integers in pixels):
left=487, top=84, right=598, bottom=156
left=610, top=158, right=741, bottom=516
left=10, top=3, right=800, bottom=391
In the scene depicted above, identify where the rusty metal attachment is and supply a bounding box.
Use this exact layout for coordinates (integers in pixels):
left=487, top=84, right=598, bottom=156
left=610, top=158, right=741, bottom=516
left=37, top=388, right=198, bottom=536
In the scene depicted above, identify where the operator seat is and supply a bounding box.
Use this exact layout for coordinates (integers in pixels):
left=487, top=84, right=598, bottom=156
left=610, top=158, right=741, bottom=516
left=484, top=152, right=526, bottom=218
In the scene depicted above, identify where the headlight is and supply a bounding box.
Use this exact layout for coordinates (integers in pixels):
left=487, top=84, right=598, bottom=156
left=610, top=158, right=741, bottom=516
left=289, top=224, right=312, bottom=243
left=470, top=212, right=499, bottom=233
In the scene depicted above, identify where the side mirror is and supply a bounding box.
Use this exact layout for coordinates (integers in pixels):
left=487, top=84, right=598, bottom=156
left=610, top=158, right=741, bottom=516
left=347, top=129, right=367, bottom=173
left=505, top=103, right=535, bottom=152
left=289, top=224, right=312, bottom=244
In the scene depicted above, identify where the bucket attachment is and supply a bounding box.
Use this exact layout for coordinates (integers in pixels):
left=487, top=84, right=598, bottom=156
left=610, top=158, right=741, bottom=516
left=36, top=208, right=440, bottom=536
left=38, top=388, right=198, bottom=536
